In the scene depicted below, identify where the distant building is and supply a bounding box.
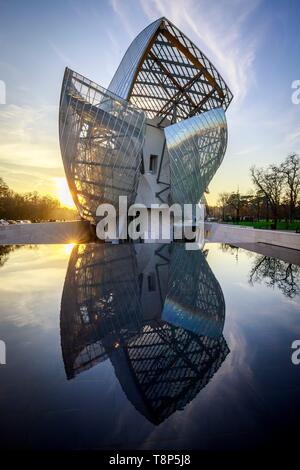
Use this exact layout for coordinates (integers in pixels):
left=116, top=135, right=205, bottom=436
left=59, top=17, right=232, bottom=224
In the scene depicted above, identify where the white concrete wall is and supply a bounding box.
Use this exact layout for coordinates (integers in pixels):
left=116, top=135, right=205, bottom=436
left=135, top=244, right=169, bottom=321
left=0, top=221, right=91, bottom=244
left=206, top=222, right=300, bottom=251
left=135, top=117, right=170, bottom=206
left=235, top=242, right=300, bottom=265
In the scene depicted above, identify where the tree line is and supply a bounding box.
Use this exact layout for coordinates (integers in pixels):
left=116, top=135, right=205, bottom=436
left=0, top=177, right=77, bottom=221
left=211, top=154, right=300, bottom=229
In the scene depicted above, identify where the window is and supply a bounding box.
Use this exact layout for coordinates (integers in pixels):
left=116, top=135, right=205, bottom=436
left=149, top=154, right=158, bottom=174
left=80, top=305, right=90, bottom=324
left=147, top=273, right=156, bottom=292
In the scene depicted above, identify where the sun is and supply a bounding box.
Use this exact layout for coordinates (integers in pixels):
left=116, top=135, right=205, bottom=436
left=63, top=243, right=76, bottom=255
left=54, top=177, right=76, bottom=208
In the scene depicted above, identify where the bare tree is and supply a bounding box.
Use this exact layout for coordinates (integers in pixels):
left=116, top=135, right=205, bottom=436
left=217, top=192, right=230, bottom=221
left=0, top=177, right=9, bottom=215
left=226, top=191, right=252, bottom=221
left=226, top=191, right=242, bottom=220
left=250, top=164, right=284, bottom=229
left=246, top=190, right=263, bottom=221
left=249, top=255, right=300, bottom=298
left=280, top=153, right=300, bottom=222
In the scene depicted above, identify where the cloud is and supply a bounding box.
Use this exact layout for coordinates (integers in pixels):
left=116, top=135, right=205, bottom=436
left=110, top=0, right=137, bottom=39
left=257, top=106, right=300, bottom=149
left=286, top=129, right=300, bottom=145
left=233, top=145, right=261, bottom=157
left=0, top=245, right=69, bottom=329
left=0, top=104, right=59, bottom=157
left=0, top=104, right=62, bottom=193
left=48, top=41, right=73, bottom=66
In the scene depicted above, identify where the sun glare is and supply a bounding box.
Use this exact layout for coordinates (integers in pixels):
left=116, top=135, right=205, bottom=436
left=64, top=243, right=75, bottom=255
left=54, top=178, right=75, bottom=208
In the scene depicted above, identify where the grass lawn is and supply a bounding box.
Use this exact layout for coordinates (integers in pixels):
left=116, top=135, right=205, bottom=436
left=230, top=220, right=300, bottom=231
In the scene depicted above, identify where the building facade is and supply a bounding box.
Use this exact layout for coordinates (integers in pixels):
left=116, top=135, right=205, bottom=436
left=60, top=243, right=229, bottom=424
left=59, top=17, right=233, bottom=224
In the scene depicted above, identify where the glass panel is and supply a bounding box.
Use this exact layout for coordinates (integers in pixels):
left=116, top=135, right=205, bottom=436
left=108, top=17, right=233, bottom=121
left=164, top=107, right=227, bottom=205
left=59, top=68, right=146, bottom=223
left=61, top=243, right=228, bottom=423
left=108, top=18, right=162, bottom=100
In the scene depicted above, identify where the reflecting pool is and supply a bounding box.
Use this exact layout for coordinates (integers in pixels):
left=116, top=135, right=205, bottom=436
left=0, top=243, right=299, bottom=451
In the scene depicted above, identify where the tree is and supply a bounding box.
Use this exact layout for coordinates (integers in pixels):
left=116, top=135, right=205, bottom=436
left=280, top=153, right=300, bottom=222
left=226, top=190, right=251, bottom=221
left=250, top=164, right=284, bottom=229
left=0, top=176, right=77, bottom=221
left=249, top=254, right=300, bottom=298
left=0, top=177, right=9, bottom=214
left=226, top=191, right=241, bottom=220
left=217, top=192, right=230, bottom=221
left=0, top=177, right=9, bottom=197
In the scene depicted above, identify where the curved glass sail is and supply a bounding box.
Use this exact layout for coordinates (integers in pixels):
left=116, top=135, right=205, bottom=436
left=165, top=107, right=227, bottom=205
left=59, top=68, right=146, bottom=222
left=108, top=18, right=162, bottom=101
left=60, top=243, right=229, bottom=424
left=108, top=17, right=232, bottom=121
left=60, top=243, right=142, bottom=379
left=162, top=244, right=225, bottom=337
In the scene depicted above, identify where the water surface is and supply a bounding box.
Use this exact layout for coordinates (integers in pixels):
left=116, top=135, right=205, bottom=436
left=0, top=242, right=299, bottom=451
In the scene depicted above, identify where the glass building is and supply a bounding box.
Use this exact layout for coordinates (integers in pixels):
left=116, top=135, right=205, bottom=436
left=59, top=17, right=233, bottom=223
left=60, top=243, right=229, bottom=424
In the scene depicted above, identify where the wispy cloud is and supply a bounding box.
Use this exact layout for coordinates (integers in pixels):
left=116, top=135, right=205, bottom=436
left=233, top=145, right=261, bottom=157
left=48, top=41, right=73, bottom=66
left=110, top=0, right=137, bottom=39
left=287, top=131, right=300, bottom=144
left=256, top=106, right=300, bottom=149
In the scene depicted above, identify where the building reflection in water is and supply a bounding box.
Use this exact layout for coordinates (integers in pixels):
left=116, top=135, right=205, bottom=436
left=60, top=243, right=229, bottom=425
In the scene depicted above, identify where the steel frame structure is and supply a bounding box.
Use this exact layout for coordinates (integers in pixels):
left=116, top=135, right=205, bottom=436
left=60, top=243, right=229, bottom=423
left=59, top=17, right=233, bottom=223
left=109, top=18, right=232, bottom=121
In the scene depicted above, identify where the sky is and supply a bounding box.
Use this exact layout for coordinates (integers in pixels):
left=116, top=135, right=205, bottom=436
left=0, top=0, right=299, bottom=206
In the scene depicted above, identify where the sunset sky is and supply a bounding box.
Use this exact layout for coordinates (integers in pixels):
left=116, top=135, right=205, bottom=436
left=0, top=0, right=299, bottom=206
